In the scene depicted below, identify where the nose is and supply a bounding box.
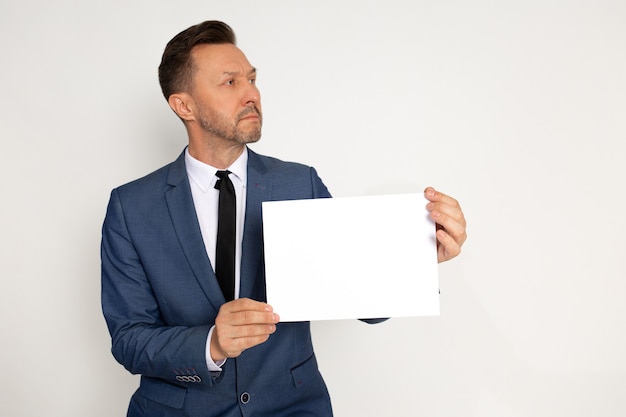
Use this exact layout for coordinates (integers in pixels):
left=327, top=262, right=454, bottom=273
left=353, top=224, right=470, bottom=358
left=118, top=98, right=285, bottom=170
left=242, top=82, right=260, bottom=107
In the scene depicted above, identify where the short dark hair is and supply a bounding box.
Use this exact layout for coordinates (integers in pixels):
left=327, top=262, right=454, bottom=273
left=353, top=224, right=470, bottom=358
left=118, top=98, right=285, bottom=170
left=158, top=20, right=236, bottom=100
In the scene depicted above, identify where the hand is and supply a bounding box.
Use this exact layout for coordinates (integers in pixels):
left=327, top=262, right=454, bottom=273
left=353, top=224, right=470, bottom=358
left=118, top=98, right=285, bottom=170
left=210, top=298, right=280, bottom=361
left=424, top=187, right=467, bottom=263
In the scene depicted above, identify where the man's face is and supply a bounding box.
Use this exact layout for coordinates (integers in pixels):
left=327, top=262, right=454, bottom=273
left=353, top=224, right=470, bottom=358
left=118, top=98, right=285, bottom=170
left=188, top=43, right=262, bottom=145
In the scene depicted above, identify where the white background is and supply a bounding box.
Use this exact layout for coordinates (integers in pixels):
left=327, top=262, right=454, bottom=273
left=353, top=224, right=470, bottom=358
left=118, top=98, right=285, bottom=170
left=1, top=1, right=625, bottom=416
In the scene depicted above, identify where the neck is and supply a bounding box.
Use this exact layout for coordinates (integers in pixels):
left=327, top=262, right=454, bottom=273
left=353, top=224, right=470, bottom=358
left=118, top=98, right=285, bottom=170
left=187, top=130, right=246, bottom=169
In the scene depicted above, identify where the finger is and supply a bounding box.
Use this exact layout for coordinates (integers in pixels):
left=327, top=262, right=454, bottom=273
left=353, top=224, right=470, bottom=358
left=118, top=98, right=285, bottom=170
left=224, top=333, right=274, bottom=358
left=218, top=322, right=277, bottom=343
left=424, top=187, right=456, bottom=202
left=234, top=322, right=278, bottom=339
left=217, top=309, right=280, bottom=329
left=425, top=189, right=466, bottom=235
left=222, top=297, right=274, bottom=314
left=430, top=208, right=467, bottom=246
left=213, top=326, right=275, bottom=359
left=213, top=315, right=278, bottom=344
left=426, top=202, right=466, bottom=227
left=424, top=187, right=459, bottom=206
left=218, top=299, right=279, bottom=323
left=436, top=228, right=462, bottom=262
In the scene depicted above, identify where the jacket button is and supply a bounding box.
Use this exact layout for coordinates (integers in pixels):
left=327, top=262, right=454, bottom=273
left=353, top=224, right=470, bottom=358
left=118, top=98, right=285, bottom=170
left=240, top=392, right=250, bottom=404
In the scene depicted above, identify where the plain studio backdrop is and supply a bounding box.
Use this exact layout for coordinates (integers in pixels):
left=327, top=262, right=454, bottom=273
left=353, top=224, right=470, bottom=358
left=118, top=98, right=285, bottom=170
left=1, top=1, right=624, bottom=416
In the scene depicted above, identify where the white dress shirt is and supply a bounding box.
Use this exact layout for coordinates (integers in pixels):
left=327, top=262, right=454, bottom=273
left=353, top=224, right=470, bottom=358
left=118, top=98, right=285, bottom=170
left=185, top=147, right=248, bottom=371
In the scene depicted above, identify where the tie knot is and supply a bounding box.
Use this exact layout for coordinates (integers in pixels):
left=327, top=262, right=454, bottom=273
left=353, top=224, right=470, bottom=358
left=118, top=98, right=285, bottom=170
left=214, top=170, right=232, bottom=190
left=216, top=170, right=231, bottom=179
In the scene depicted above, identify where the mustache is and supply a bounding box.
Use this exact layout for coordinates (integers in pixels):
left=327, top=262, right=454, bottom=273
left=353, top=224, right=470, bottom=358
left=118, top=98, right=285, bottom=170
left=237, top=107, right=262, bottom=121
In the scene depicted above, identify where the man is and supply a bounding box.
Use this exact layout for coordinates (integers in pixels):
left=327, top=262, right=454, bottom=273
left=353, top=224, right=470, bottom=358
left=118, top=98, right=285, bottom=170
left=101, top=20, right=467, bottom=417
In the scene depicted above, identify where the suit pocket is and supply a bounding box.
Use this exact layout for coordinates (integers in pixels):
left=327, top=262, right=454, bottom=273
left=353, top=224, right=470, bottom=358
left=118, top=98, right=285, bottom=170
left=136, top=376, right=187, bottom=410
left=290, top=353, right=321, bottom=388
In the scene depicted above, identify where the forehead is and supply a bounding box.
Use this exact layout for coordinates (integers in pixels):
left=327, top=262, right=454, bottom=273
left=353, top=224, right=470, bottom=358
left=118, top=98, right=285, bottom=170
left=190, top=43, right=254, bottom=77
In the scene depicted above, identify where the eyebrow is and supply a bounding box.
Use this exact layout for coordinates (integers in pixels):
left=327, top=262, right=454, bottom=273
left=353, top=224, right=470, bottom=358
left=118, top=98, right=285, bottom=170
left=223, top=67, right=257, bottom=77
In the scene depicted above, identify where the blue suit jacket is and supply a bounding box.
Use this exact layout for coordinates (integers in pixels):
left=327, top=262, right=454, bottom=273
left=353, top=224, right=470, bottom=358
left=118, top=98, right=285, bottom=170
left=101, top=148, right=334, bottom=417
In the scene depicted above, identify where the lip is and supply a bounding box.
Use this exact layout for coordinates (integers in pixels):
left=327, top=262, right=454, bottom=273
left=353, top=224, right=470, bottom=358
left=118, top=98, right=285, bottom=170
left=239, top=114, right=260, bottom=122
left=238, top=107, right=261, bottom=121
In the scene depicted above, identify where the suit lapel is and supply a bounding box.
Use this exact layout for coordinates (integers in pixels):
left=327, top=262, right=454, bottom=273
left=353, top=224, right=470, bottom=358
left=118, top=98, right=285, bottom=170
left=165, top=151, right=225, bottom=311
left=240, top=150, right=271, bottom=301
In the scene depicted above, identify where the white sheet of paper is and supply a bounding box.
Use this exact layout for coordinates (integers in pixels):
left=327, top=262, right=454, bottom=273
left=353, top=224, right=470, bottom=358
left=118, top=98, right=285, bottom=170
left=262, top=193, right=439, bottom=321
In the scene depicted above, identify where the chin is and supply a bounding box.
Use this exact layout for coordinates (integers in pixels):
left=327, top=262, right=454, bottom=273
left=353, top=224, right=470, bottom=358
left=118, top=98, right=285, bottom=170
left=244, top=135, right=261, bottom=145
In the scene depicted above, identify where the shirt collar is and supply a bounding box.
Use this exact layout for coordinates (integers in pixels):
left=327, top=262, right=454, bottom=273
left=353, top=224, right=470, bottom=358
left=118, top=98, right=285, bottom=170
left=185, top=146, right=248, bottom=192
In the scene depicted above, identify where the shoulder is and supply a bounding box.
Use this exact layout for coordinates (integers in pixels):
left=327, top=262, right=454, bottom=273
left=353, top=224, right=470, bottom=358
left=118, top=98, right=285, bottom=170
left=248, top=148, right=331, bottom=199
left=112, top=151, right=186, bottom=199
left=103, top=152, right=187, bottom=227
left=248, top=148, right=315, bottom=174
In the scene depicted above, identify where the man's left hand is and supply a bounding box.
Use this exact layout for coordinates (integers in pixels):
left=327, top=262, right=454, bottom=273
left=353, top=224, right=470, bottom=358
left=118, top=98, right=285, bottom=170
left=424, top=187, right=467, bottom=263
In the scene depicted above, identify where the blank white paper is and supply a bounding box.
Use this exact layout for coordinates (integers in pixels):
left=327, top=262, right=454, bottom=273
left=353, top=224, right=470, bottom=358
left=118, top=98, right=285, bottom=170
left=262, top=193, right=439, bottom=322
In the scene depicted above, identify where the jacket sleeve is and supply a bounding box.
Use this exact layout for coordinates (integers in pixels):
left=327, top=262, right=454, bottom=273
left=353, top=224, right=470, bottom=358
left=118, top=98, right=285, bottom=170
left=101, top=188, right=219, bottom=386
left=310, top=167, right=332, bottom=199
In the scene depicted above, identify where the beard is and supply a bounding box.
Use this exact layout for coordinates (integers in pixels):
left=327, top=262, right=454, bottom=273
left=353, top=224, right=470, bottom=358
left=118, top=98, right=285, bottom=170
left=198, top=105, right=262, bottom=145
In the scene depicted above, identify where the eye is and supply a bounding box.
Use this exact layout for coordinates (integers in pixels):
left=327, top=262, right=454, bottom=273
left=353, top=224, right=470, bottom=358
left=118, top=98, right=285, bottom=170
left=225, top=79, right=234, bottom=86
left=249, top=78, right=256, bottom=85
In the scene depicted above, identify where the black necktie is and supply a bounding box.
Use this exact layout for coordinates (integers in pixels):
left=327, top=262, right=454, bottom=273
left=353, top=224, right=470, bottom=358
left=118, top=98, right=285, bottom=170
left=214, top=170, right=236, bottom=301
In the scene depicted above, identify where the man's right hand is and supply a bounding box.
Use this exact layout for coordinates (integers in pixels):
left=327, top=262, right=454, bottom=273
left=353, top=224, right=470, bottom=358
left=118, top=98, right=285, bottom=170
left=210, top=298, right=280, bottom=361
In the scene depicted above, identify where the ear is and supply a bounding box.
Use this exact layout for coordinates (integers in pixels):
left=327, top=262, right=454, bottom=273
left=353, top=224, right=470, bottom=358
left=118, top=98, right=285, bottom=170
left=168, top=93, right=195, bottom=122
